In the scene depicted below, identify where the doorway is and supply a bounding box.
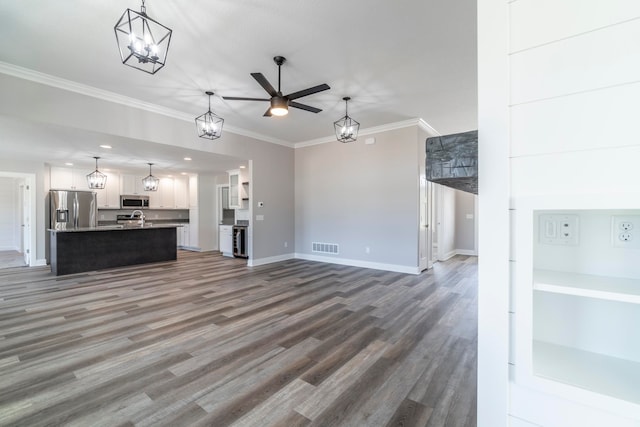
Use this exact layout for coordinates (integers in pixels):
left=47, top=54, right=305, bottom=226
left=0, top=173, right=35, bottom=269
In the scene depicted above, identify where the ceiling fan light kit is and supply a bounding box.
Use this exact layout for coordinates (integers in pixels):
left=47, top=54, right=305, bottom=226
left=142, top=163, right=159, bottom=191
left=114, top=0, right=172, bottom=74
left=223, top=56, right=330, bottom=118
left=195, top=91, right=224, bottom=140
left=334, top=97, right=360, bottom=143
left=86, top=156, right=108, bottom=189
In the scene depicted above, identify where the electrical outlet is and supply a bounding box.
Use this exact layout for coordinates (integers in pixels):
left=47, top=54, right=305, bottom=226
left=612, top=216, right=640, bottom=248
left=284, top=241, right=288, bottom=248
left=365, top=246, right=370, bottom=254
left=538, top=214, right=579, bottom=245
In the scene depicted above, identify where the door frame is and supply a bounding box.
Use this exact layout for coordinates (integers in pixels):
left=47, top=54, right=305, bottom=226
left=0, top=171, right=36, bottom=267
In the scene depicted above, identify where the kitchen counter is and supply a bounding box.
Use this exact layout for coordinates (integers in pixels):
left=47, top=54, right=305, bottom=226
left=49, top=224, right=181, bottom=232
left=49, top=225, right=177, bottom=275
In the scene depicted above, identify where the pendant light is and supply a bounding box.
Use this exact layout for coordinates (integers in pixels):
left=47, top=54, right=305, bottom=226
left=334, top=97, right=360, bottom=143
left=195, top=91, right=224, bottom=140
left=86, top=157, right=107, bottom=189
left=142, top=163, right=159, bottom=191
left=114, top=0, right=172, bottom=74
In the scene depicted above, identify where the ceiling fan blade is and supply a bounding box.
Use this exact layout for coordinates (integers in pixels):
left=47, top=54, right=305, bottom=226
left=290, top=101, right=322, bottom=113
left=251, top=73, right=278, bottom=97
left=263, top=107, right=273, bottom=117
left=286, top=83, right=330, bottom=101
left=222, top=96, right=270, bottom=101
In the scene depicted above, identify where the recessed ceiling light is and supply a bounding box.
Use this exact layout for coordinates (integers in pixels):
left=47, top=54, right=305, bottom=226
left=181, top=172, right=188, bottom=175
left=184, top=157, right=192, bottom=161
left=167, top=175, right=173, bottom=178
left=65, top=162, right=73, bottom=166
left=100, top=145, right=112, bottom=149
left=239, top=165, right=246, bottom=169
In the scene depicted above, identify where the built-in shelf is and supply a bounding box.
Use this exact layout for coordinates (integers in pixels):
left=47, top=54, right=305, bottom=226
left=533, top=269, right=640, bottom=305
left=533, top=340, right=640, bottom=406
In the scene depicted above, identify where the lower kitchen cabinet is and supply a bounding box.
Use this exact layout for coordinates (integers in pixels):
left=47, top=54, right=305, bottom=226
left=219, top=225, right=233, bottom=257
left=177, top=224, right=189, bottom=248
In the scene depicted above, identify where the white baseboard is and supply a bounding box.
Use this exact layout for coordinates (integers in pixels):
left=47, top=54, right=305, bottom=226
left=0, top=246, right=19, bottom=251
left=32, top=258, right=47, bottom=267
left=456, top=249, right=478, bottom=256
left=441, top=250, right=457, bottom=261
left=248, top=253, right=295, bottom=267
left=294, top=253, right=420, bottom=275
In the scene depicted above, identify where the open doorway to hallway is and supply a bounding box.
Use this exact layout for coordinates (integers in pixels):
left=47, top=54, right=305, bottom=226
left=0, top=173, right=34, bottom=269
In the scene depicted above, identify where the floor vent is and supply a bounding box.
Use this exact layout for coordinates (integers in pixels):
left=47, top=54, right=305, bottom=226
left=312, top=242, right=339, bottom=255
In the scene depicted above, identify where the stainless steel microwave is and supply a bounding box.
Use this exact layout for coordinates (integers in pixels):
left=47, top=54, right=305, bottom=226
left=120, top=195, right=149, bottom=209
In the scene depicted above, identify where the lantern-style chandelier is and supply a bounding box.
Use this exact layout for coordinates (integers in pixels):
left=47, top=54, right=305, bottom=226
left=142, top=163, right=159, bottom=191
left=334, top=97, right=360, bottom=143
left=114, top=0, right=172, bottom=74
left=87, top=157, right=107, bottom=189
left=195, top=91, right=224, bottom=140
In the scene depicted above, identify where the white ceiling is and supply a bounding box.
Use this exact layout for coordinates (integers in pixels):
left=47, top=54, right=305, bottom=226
left=0, top=0, right=477, bottom=174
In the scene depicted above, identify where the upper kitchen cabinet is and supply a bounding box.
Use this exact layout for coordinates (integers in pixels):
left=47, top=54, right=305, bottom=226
left=228, top=170, right=240, bottom=208
left=149, top=177, right=175, bottom=209
left=50, top=166, right=91, bottom=190
left=189, top=175, right=198, bottom=208
left=95, top=172, right=120, bottom=208
left=174, top=176, right=188, bottom=209
left=120, top=174, right=145, bottom=195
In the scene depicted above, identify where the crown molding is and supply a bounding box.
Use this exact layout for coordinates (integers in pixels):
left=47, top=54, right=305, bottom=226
left=294, top=118, right=441, bottom=149
left=0, top=61, right=293, bottom=148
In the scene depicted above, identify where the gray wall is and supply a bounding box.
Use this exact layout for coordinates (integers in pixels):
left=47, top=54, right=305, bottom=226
left=295, top=126, right=420, bottom=269
left=0, top=177, right=17, bottom=250
left=0, top=73, right=294, bottom=263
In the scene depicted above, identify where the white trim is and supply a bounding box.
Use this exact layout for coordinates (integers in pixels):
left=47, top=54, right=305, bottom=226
left=294, top=118, right=441, bottom=149
left=33, top=258, right=47, bottom=267
left=294, top=253, right=420, bottom=275
left=456, top=249, right=478, bottom=256
left=248, top=253, right=295, bottom=267
left=441, top=250, right=458, bottom=261
left=0, top=61, right=293, bottom=148
left=0, top=246, right=19, bottom=251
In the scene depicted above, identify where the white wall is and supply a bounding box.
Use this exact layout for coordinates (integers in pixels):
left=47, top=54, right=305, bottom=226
left=478, top=0, right=640, bottom=425
left=454, top=190, right=476, bottom=253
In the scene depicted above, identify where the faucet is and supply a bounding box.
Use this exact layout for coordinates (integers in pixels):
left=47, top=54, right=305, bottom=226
left=131, top=210, right=145, bottom=227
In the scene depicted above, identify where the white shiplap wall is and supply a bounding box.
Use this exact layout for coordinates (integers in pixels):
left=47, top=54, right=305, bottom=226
left=508, top=1, right=640, bottom=426
left=479, top=0, right=640, bottom=426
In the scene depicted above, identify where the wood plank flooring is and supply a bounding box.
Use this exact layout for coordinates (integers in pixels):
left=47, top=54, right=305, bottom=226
left=0, top=251, right=477, bottom=426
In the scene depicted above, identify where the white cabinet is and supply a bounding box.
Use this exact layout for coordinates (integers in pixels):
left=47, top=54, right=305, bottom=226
left=174, top=176, right=188, bottom=209
left=219, top=225, right=233, bottom=256
left=50, top=167, right=89, bottom=190
left=189, top=208, right=198, bottom=249
left=149, top=177, right=175, bottom=208
left=228, top=170, right=240, bottom=208
left=177, top=224, right=190, bottom=248
left=95, top=172, right=120, bottom=208
left=189, top=175, right=198, bottom=208
left=120, top=174, right=145, bottom=195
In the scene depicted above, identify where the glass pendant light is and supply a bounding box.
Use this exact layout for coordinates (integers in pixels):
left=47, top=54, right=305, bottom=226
left=86, top=157, right=107, bottom=189
left=142, top=163, right=159, bottom=191
left=114, top=0, right=173, bottom=74
left=334, top=97, right=360, bottom=143
left=195, top=91, right=224, bottom=140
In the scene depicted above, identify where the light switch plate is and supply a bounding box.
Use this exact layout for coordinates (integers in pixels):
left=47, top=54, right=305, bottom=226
left=538, top=214, right=579, bottom=246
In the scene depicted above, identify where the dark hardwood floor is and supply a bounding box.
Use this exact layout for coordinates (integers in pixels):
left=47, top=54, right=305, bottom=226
left=0, top=251, right=477, bottom=427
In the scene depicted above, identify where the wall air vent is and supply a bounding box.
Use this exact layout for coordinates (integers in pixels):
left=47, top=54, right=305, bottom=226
left=312, top=242, right=339, bottom=255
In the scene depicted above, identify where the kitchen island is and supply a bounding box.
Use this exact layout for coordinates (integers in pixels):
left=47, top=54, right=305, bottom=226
left=49, top=225, right=177, bottom=275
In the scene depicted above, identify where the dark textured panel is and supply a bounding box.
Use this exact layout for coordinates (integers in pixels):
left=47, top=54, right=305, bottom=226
left=49, top=227, right=177, bottom=275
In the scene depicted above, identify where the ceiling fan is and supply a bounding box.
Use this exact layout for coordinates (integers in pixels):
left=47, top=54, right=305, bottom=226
left=223, top=56, right=330, bottom=117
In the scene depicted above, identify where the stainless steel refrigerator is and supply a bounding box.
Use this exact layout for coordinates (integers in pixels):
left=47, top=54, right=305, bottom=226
left=50, top=190, right=97, bottom=230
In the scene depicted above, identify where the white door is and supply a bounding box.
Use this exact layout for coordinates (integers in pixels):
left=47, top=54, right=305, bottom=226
left=21, top=182, right=30, bottom=265
left=419, top=177, right=431, bottom=271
